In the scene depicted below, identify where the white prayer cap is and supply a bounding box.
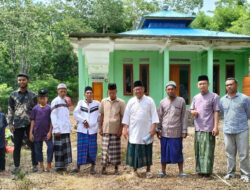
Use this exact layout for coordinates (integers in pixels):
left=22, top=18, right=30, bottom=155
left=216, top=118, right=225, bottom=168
left=57, top=83, right=67, bottom=89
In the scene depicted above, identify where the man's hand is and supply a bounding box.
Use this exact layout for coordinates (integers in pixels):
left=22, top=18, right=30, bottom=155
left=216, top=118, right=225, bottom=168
left=84, top=122, right=89, bottom=128
left=182, top=133, right=187, bottom=138
left=99, top=128, right=103, bottom=136
left=9, top=125, right=15, bottom=133
left=117, top=128, right=122, bottom=138
left=123, top=126, right=129, bottom=139
left=191, top=110, right=198, bottom=118
left=47, top=132, right=52, bottom=140
left=157, top=131, right=162, bottom=139
left=212, top=127, right=219, bottom=136
left=149, top=128, right=156, bottom=136
left=55, top=133, right=61, bottom=137
left=29, top=134, right=34, bottom=142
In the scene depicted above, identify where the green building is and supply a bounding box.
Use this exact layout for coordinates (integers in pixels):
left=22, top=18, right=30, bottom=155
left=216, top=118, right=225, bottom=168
left=69, top=8, right=250, bottom=106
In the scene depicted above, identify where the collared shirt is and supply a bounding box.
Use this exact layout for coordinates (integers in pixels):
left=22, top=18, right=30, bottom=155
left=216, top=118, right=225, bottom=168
left=99, top=97, right=126, bottom=135
left=190, top=91, right=220, bottom=132
left=122, top=95, right=159, bottom=144
left=219, top=92, right=250, bottom=134
left=8, top=89, right=38, bottom=128
left=30, top=104, right=51, bottom=141
left=73, top=99, right=100, bottom=135
left=50, top=96, right=71, bottom=134
left=158, top=96, right=187, bottom=138
left=0, top=113, right=7, bottom=149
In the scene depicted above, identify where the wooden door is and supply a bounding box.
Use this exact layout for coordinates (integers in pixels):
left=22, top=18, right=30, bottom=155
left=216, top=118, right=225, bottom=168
left=170, top=65, right=180, bottom=96
left=92, top=82, right=103, bottom=102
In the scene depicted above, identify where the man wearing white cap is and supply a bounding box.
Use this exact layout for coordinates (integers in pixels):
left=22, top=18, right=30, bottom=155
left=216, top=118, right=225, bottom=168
left=157, top=81, right=187, bottom=178
left=50, top=83, right=72, bottom=171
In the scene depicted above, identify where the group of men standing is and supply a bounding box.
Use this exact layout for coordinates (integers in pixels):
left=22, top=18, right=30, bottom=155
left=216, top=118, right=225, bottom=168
left=2, top=73, right=249, bottom=183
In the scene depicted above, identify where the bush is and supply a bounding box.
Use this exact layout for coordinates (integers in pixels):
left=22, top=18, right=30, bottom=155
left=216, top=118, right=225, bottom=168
left=0, top=83, right=13, bottom=113
left=29, top=76, right=60, bottom=104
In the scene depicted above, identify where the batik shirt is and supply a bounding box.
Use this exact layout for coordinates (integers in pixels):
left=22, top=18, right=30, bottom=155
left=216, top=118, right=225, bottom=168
left=8, top=89, right=37, bottom=128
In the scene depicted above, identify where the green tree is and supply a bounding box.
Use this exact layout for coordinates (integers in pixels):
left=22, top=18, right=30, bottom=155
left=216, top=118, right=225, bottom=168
left=163, top=0, right=203, bottom=14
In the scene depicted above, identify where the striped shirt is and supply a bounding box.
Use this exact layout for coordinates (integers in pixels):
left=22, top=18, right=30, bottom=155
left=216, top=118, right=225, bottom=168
left=158, top=96, right=187, bottom=138
left=73, top=100, right=100, bottom=134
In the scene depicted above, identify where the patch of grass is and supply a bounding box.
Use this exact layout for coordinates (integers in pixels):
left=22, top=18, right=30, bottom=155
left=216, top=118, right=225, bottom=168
left=16, top=172, right=25, bottom=180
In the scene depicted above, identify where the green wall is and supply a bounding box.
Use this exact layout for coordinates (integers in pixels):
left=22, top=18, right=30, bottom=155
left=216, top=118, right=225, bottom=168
left=107, top=50, right=248, bottom=106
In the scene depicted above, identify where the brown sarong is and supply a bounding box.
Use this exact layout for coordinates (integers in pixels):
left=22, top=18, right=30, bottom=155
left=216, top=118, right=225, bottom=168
left=101, top=134, right=121, bottom=166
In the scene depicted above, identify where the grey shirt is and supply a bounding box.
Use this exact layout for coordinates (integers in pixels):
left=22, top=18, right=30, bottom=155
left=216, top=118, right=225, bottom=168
left=158, top=96, right=187, bottom=138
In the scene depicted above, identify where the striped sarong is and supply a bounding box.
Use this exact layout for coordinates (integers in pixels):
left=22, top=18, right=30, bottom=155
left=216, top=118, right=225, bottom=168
left=195, top=131, right=215, bottom=174
left=77, top=132, right=97, bottom=166
left=54, top=133, right=72, bottom=168
left=101, top=134, right=121, bottom=166
left=126, top=142, right=153, bottom=169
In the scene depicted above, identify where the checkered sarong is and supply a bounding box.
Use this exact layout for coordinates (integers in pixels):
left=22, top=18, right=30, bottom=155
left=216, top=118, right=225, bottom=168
left=101, top=134, right=121, bottom=166
left=77, top=133, right=97, bottom=166
left=54, top=134, right=72, bottom=168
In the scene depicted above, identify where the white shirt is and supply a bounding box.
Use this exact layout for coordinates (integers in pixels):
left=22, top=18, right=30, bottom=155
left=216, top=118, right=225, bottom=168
left=122, top=95, right=159, bottom=144
left=51, top=96, right=71, bottom=134
left=73, top=100, right=100, bottom=135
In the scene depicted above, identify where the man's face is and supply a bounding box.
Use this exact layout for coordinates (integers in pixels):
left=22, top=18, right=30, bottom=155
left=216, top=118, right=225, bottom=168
left=197, top=80, right=209, bottom=94
left=38, top=97, right=48, bottom=105
left=166, top=85, right=176, bottom=98
left=108, top=89, right=117, bottom=100
left=134, top=86, right=144, bottom=99
left=226, top=80, right=238, bottom=94
left=57, top=88, right=67, bottom=98
left=18, top=77, right=28, bottom=89
left=84, top=90, right=93, bottom=101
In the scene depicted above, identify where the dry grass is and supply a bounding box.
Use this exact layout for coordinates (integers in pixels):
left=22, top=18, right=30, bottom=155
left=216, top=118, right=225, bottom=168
left=0, top=119, right=249, bottom=190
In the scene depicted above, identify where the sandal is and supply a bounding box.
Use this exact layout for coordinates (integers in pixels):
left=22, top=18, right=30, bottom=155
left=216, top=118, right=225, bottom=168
left=157, top=171, right=166, bottom=178
left=179, top=172, right=187, bottom=178
left=146, top=172, right=153, bottom=179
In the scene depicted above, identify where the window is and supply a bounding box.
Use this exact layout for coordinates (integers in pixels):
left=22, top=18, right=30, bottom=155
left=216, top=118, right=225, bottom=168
left=226, top=65, right=235, bottom=78
left=123, top=64, right=133, bottom=95
left=213, top=65, right=220, bottom=95
left=140, top=64, right=149, bottom=95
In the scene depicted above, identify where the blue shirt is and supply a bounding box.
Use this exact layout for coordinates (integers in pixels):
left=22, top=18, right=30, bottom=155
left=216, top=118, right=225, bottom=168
left=0, top=113, right=8, bottom=149
left=219, top=92, right=250, bottom=134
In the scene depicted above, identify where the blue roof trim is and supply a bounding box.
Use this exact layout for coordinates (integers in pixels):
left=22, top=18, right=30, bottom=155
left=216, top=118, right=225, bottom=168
left=121, top=28, right=250, bottom=38
left=144, top=10, right=195, bottom=18
left=137, top=10, right=195, bottom=29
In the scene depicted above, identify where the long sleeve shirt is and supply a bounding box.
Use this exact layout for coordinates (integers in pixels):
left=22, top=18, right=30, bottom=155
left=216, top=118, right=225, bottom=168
left=73, top=100, right=100, bottom=135
left=219, top=92, right=250, bottom=134
left=0, top=113, right=7, bottom=149
left=158, top=96, right=187, bottom=138
left=122, top=95, right=159, bottom=144
left=50, top=96, right=71, bottom=134
left=8, top=89, right=37, bottom=128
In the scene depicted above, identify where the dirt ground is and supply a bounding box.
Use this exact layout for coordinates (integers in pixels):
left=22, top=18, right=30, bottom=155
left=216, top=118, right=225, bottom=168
left=0, top=118, right=249, bottom=190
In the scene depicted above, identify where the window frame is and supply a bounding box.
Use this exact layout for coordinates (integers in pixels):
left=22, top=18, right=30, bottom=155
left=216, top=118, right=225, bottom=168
left=139, top=64, right=150, bottom=95
left=123, top=64, right=133, bottom=96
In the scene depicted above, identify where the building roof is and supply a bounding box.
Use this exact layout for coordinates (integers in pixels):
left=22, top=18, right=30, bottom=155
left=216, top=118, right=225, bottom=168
left=137, top=9, right=195, bottom=29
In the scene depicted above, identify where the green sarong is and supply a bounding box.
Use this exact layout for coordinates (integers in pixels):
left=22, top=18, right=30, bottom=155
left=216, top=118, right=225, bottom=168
left=195, top=131, right=215, bottom=174
left=126, top=142, right=152, bottom=169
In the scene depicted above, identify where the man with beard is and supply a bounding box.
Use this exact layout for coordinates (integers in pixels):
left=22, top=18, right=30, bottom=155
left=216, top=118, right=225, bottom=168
left=8, top=73, right=38, bottom=174
left=220, top=78, right=250, bottom=183
left=157, top=81, right=187, bottom=178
